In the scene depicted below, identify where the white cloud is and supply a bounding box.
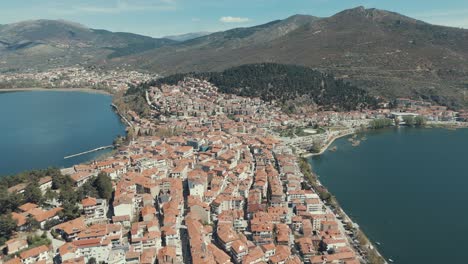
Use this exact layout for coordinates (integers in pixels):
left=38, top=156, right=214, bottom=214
left=219, top=16, right=251, bottom=23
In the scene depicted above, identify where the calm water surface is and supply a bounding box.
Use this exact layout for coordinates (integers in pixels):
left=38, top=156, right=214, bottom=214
left=310, top=128, right=468, bottom=264
left=0, top=91, right=126, bottom=176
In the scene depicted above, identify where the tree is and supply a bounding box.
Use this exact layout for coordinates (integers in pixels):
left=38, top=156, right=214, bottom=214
left=24, top=183, right=43, bottom=204
left=415, top=116, right=427, bottom=127
left=369, top=118, right=393, bottom=129
left=0, top=187, right=23, bottom=215
left=402, top=115, right=415, bottom=126
left=52, top=173, right=74, bottom=190
left=93, top=173, right=113, bottom=201
left=87, top=257, right=97, bottom=264
left=0, top=214, right=17, bottom=245
left=59, top=201, right=81, bottom=221
left=44, top=188, right=58, bottom=202
left=25, top=215, right=40, bottom=232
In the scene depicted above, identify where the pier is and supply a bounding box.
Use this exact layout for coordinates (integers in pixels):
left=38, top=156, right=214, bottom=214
left=64, top=145, right=114, bottom=159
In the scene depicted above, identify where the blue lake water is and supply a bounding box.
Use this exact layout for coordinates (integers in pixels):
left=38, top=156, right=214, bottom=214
left=0, top=91, right=126, bottom=176
left=310, top=127, right=468, bottom=264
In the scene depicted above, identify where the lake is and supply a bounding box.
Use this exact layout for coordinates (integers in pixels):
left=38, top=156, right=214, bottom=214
left=310, top=127, right=468, bottom=264
left=0, top=91, right=126, bottom=176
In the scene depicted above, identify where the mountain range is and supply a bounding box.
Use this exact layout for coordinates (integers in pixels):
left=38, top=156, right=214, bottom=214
left=1, top=7, right=467, bottom=108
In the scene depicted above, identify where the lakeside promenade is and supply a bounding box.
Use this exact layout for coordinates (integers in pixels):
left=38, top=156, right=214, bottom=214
left=304, top=129, right=357, bottom=157
left=0, top=87, right=111, bottom=94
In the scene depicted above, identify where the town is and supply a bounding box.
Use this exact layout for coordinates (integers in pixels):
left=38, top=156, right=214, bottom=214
left=0, top=67, right=157, bottom=92
left=1, top=76, right=467, bottom=264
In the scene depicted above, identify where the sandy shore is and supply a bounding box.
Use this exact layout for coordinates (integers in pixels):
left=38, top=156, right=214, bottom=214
left=0, top=87, right=111, bottom=95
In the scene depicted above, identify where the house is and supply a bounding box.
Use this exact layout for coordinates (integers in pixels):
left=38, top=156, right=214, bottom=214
left=54, top=217, right=87, bottom=241
left=7, top=183, right=28, bottom=194
left=72, top=238, right=112, bottom=263
left=38, top=176, right=53, bottom=194
left=20, top=245, right=50, bottom=264
left=157, top=246, right=178, bottom=264
left=113, top=194, right=135, bottom=221
left=187, top=170, right=208, bottom=198
left=169, top=165, right=188, bottom=179
left=5, top=238, right=28, bottom=255
left=175, top=146, right=194, bottom=158
left=130, top=221, right=162, bottom=253
left=58, top=243, right=79, bottom=263
left=24, top=207, right=63, bottom=229
left=82, top=197, right=108, bottom=224
left=71, top=172, right=96, bottom=187
left=4, top=257, right=22, bottom=264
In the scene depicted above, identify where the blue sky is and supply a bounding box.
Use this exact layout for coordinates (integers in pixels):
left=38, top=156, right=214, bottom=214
left=1, top=0, right=467, bottom=37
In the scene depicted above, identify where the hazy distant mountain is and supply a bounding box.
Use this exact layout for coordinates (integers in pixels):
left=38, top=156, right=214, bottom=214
left=120, top=7, right=468, bottom=108
left=163, top=32, right=212, bottom=42
left=0, top=19, right=175, bottom=71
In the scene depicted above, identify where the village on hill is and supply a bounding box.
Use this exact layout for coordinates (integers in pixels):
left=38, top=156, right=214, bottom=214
left=1, top=76, right=467, bottom=264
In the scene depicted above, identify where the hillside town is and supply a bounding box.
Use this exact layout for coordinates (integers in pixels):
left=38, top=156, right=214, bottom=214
left=2, top=77, right=468, bottom=264
left=2, top=78, right=376, bottom=264
left=0, top=67, right=156, bottom=92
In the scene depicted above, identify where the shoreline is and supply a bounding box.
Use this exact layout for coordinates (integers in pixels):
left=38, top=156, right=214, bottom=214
left=303, top=130, right=357, bottom=157
left=301, top=128, right=389, bottom=263
left=0, top=87, right=111, bottom=95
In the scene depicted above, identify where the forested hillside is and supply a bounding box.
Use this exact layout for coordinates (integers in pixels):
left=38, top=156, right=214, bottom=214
left=150, top=63, right=379, bottom=111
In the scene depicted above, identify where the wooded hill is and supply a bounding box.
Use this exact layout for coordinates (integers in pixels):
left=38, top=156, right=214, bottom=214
left=131, top=63, right=379, bottom=112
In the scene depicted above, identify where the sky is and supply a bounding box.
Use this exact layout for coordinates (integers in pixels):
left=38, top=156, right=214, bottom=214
left=0, top=0, right=467, bottom=37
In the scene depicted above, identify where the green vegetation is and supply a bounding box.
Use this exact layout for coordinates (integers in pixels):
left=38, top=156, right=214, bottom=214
left=402, top=115, right=415, bottom=126
left=0, top=169, right=115, bottom=242
left=298, top=158, right=331, bottom=201
left=414, top=116, right=427, bottom=127
left=0, top=214, right=17, bottom=245
left=356, top=230, right=386, bottom=264
left=24, top=183, right=43, bottom=204
left=114, top=88, right=151, bottom=118
left=369, top=118, right=393, bottom=129
left=150, top=63, right=380, bottom=111
left=26, top=233, right=51, bottom=248
left=402, top=115, right=427, bottom=127
left=93, top=173, right=113, bottom=201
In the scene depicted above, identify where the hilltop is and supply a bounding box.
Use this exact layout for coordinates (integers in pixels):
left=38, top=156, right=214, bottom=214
left=0, top=19, right=175, bottom=71
left=2, top=7, right=468, bottom=108
left=120, top=7, right=468, bottom=108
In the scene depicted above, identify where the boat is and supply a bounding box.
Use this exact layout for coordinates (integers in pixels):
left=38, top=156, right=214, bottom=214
left=330, top=146, right=338, bottom=152
left=361, top=136, right=367, bottom=141
left=388, top=259, right=394, bottom=263
left=375, top=242, right=381, bottom=246
left=352, top=140, right=361, bottom=147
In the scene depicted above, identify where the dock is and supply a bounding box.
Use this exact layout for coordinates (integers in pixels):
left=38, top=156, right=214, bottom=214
left=64, top=145, right=114, bottom=159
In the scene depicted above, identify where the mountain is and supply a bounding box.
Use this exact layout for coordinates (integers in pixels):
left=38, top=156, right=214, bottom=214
left=119, top=7, right=468, bottom=108
left=0, top=19, right=176, bottom=72
left=2, top=8, right=468, bottom=108
left=163, top=32, right=212, bottom=42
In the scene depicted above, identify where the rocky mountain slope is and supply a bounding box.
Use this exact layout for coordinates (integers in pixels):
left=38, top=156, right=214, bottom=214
left=0, top=19, right=175, bottom=72
left=121, top=7, right=468, bottom=108
left=2, top=7, right=468, bottom=108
